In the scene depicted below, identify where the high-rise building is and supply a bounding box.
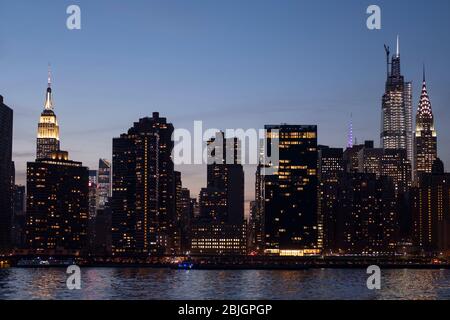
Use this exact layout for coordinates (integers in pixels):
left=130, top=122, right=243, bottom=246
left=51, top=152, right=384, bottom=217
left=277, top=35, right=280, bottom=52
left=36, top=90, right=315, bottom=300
left=263, top=124, right=319, bottom=256
left=111, top=113, right=176, bottom=255
left=412, top=159, right=450, bottom=253
left=36, top=70, right=60, bottom=160
left=318, top=146, right=344, bottom=252
left=380, top=37, right=413, bottom=168
left=193, top=131, right=247, bottom=256
left=88, top=170, right=98, bottom=219
left=97, top=159, right=111, bottom=210
left=200, top=131, right=244, bottom=224
left=336, top=173, right=398, bottom=255
left=26, top=151, right=89, bottom=254
left=414, top=69, right=437, bottom=183
left=0, top=95, right=13, bottom=252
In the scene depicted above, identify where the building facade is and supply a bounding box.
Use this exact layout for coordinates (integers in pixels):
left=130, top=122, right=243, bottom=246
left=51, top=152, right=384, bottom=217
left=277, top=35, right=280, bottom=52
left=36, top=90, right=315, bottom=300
left=0, top=95, right=13, bottom=252
left=111, top=113, right=176, bottom=256
left=263, top=125, right=319, bottom=256
left=414, top=70, right=437, bottom=183
left=26, top=151, right=89, bottom=254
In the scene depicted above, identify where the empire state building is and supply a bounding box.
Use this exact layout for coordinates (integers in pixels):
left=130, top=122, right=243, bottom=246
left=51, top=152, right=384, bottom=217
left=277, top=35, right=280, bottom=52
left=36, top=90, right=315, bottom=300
left=36, top=70, right=60, bottom=159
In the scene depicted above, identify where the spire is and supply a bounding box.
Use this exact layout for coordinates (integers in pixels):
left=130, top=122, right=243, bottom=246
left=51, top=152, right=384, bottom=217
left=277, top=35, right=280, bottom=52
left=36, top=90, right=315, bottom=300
left=422, top=63, right=426, bottom=82
left=417, top=68, right=433, bottom=119
left=48, top=64, right=52, bottom=88
left=347, top=113, right=353, bottom=148
left=44, top=65, right=53, bottom=110
left=396, top=35, right=400, bottom=57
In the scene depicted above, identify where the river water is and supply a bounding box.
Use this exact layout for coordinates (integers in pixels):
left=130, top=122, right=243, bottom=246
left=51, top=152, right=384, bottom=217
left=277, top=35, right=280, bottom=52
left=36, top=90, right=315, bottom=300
left=0, top=268, right=449, bottom=300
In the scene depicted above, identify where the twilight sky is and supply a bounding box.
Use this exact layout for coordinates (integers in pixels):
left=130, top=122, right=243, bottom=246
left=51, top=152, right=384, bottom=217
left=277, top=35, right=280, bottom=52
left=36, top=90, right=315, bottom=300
left=1, top=0, right=450, bottom=216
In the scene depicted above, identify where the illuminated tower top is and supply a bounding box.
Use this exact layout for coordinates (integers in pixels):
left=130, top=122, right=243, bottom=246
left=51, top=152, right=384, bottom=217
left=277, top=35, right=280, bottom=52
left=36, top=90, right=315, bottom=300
left=37, top=67, right=60, bottom=160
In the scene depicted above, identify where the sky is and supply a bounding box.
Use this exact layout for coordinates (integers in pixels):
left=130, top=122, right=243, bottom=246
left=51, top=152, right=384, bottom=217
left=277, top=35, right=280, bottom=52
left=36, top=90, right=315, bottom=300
left=1, top=0, right=450, bottom=216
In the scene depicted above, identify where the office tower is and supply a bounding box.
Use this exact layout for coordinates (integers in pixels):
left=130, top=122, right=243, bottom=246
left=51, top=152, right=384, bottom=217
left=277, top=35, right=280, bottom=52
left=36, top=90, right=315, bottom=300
left=88, top=170, right=98, bottom=219
left=337, top=173, right=397, bottom=254
left=26, top=151, right=89, bottom=253
left=381, top=37, right=413, bottom=167
left=263, top=124, right=319, bottom=256
left=111, top=113, right=176, bottom=255
left=0, top=95, right=13, bottom=252
left=414, top=69, right=437, bottom=183
left=357, top=141, right=383, bottom=177
left=381, top=149, right=411, bottom=195
left=343, top=143, right=365, bottom=173
left=201, top=131, right=244, bottom=224
left=97, top=159, right=111, bottom=210
left=412, top=159, right=450, bottom=253
left=318, top=146, right=344, bottom=252
left=193, top=131, right=246, bottom=256
left=36, top=71, right=60, bottom=160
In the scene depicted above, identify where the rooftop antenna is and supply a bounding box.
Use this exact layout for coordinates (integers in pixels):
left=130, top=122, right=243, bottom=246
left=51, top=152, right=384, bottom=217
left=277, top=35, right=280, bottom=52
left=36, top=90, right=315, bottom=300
left=384, top=44, right=391, bottom=77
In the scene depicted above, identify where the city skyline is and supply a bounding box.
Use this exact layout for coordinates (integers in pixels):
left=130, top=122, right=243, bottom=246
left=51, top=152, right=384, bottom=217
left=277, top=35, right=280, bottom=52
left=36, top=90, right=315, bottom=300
left=2, top=0, right=450, bottom=217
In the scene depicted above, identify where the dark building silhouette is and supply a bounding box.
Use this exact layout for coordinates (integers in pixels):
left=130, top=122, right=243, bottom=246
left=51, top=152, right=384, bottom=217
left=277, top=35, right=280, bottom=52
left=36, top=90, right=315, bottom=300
left=0, top=95, right=13, bottom=252
left=318, top=146, right=344, bottom=252
left=12, top=185, right=26, bottom=248
left=92, top=204, right=112, bottom=256
left=336, top=173, right=398, bottom=254
left=412, top=159, right=450, bottom=253
left=200, top=131, right=244, bottom=224
left=26, top=151, right=89, bottom=254
left=111, top=113, right=176, bottom=256
left=192, top=131, right=246, bottom=256
left=263, top=124, right=319, bottom=256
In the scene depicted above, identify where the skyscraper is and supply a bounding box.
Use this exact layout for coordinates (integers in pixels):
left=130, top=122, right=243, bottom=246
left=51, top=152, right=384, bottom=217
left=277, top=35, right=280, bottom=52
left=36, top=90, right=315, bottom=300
left=414, top=68, right=437, bottom=183
left=36, top=70, right=60, bottom=160
left=191, top=131, right=247, bottom=256
left=318, top=146, right=344, bottom=252
left=26, top=151, right=89, bottom=253
left=97, top=159, right=111, bottom=210
left=0, top=95, right=13, bottom=252
left=412, top=159, right=450, bottom=253
left=111, top=113, right=176, bottom=255
left=381, top=37, right=413, bottom=167
left=263, top=124, right=319, bottom=256
left=201, top=131, right=244, bottom=224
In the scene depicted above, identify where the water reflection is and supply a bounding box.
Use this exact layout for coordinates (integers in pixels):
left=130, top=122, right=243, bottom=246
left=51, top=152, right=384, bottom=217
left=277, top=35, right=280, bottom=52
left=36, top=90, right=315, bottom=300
left=0, top=268, right=448, bottom=300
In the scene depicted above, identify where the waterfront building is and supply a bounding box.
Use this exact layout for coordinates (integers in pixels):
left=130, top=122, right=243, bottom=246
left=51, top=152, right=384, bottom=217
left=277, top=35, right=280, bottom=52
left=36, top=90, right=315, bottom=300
left=0, top=95, right=13, bottom=252
left=412, top=159, right=450, bottom=253
left=336, top=173, right=398, bottom=255
left=263, top=124, right=320, bottom=256
left=26, top=150, right=89, bottom=254
left=190, top=223, right=247, bottom=256
left=111, top=113, right=176, bottom=256
left=318, top=146, right=344, bottom=252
